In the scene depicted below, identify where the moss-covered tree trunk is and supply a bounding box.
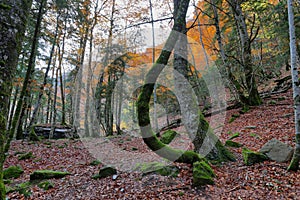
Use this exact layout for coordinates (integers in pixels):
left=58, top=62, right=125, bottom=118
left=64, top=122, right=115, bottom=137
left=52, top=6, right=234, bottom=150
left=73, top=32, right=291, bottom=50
left=137, top=0, right=203, bottom=164
left=137, top=0, right=234, bottom=165
left=13, top=0, right=46, bottom=140
left=230, top=0, right=262, bottom=106
left=287, top=0, right=300, bottom=171
left=0, top=0, right=33, bottom=198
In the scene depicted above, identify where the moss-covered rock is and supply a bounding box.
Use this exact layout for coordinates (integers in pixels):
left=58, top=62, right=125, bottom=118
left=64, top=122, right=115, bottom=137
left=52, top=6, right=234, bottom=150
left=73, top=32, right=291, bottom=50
left=5, top=185, right=14, bottom=194
left=160, top=130, right=178, bottom=144
left=38, top=181, right=54, bottom=190
left=225, top=140, right=243, bottom=148
left=92, top=166, right=117, bottom=179
left=192, top=161, right=215, bottom=187
left=6, top=182, right=32, bottom=197
left=16, top=182, right=32, bottom=197
left=242, top=148, right=268, bottom=165
left=135, top=162, right=179, bottom=177
left=30, top=170, right=71, bottom=180
left=3, top=179, right=12, bottom=184
left=89, top=160, right=101, bottom=166
left=18, top=152, right=33, bottom=160
left=229, top=132, right=240, bottom=140
left=3, top=166, right=24, bottom=179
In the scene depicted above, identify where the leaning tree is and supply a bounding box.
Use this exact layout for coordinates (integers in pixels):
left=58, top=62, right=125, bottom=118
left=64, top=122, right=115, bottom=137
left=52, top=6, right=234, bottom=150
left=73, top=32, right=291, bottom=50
left=136, top=0, right=235, bottom=185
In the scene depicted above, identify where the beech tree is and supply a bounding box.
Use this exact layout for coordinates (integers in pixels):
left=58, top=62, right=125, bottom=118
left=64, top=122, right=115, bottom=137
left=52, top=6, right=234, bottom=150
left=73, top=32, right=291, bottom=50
left=137, top=0, right=234, bottom=168
left=287, top=0, right=300, bottom=171
left=0, top=0, right=33, bottom=198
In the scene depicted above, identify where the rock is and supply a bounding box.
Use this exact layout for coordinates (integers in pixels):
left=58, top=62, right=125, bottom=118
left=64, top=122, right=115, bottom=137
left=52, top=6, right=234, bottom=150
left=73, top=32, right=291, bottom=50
left=38, top=181, right=54, bottom=190
left=242, top=148, right=268, bottom=165
left=93, top=166, right=117, bottom=179
left=18, top=152, right=33, bottom=160
left=135, top=162, right=179, bottom=177
left=89, top=160, right=101, bottom=166
left=112, top=174, right=118, bottom=180
left=30, top=170, right=71, bottom=180
left=3, top=166, right=24, bottom=179
left=259, top=138, right=293, bottom=162
left=244, top=126, right=256, bottom=129
left=229, top=132, right=240, bottom=140
left=225, top=140, right=243, bottom=148
left=192, top=161, right=215, bottom=187
left=160, top=130, right=178, bottom=144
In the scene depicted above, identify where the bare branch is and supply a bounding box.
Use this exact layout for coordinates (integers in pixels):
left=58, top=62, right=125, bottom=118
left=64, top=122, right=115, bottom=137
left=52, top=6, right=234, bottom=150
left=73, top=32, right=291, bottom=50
left=125, top=17, right=173, bottom=29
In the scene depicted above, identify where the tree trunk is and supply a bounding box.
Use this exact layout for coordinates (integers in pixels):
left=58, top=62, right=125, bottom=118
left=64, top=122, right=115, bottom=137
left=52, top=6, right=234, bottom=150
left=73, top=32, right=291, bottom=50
left=58, top=20, right=67, bottom=125
left=50, top=67, right=59, bottom=139
left=173, top=0, right=235, bottom=162
left=137, top=0, right=206, bottom=164
left=73, top=26, right=89, bottom=135
left=0, top=0, right=33, bottom=198
left=28, top=10, right=58, bottom=130
left=230, top=0, right=262, bottom=106
left=287, top=0, right=300, bottom=171
left=12, top=0, right=46, bottom=140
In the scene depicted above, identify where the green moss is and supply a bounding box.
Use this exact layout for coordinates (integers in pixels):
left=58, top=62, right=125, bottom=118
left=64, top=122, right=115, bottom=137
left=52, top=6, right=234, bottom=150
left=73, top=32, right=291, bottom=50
left=249, top=133, right=261, bottom=139
left=160, top=130, right=178, bottom=144
left=16, top=182, right=32, bottom=197
left=6, top=182, right=32, bottom=197
left=135, top=162, right=179, bottom=177
left=240, top=105, right=250, bottom=114
left=242, top=148, right=268, bottom=165
left=229, top=114, right=240, bottom=123
left=268, top=100, right=277, bottom=105
left=0, top=180, right=5, bottom=199
left=18, top=152, right=33, bottom=160
left=93, top=166, right=117, bottom=179
left=5, top=185, right=13, bottom=194
left=0, top=3, right=12, bottom=10
left=38, top=181, right=54, bottom=190
left=232, top=113, right=240, bottom=118
left=229, top=132, right=240, bottom=140
left=225, top=140, right=243, bottom=148
left=3, top=179, right=12, bottom=184
left=3, top=166, right=24, bottom=179
left=228, top=117, right=236, bottom=123
left=192, top=161, right=215, bottom=187
left=131, top=147, right=138, bottom=151
left=30, top=170, right=71, bottom=180
left=89, top=160, right=101, bottom=166
left=14, top=151, right=26, bottom=156
left=179, top=191, right=184, bottom=196
left=29, top=127, right=41, bottom=141
left=176, top=150, right=203, bottom=164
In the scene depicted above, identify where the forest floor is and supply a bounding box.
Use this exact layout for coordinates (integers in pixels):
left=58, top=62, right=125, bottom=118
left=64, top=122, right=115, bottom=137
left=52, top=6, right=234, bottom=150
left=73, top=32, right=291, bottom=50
left=5, top=88, right=300, bottom=199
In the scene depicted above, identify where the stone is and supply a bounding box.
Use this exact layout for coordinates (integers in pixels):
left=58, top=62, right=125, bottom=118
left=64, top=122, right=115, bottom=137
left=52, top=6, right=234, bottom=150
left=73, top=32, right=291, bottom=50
left=18, top=152, right=33, bottom=160
left=225, top=140, right=243, bottom=148
left=135, top=162, right=179, bottom=177
left=242, top=148, right=268, bottom=165
left=229, top=132, right=240, bottom=140
left=244, top=126, right=256, bottom=129
left=38, top=181, right=54, bottom=190
left=30, top=170, right=70, bottom=180
left=259, top=138, right=293, bottom=162
left=192, top=161, right=215, bottom=187
left=95, top=166, right=117, bottom=179
left=3, top=166, right=24, bottom=179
